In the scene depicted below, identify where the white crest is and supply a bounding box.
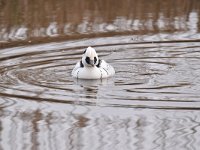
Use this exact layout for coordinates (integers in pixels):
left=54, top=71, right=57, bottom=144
left=82, top=46, right=99, bottom=67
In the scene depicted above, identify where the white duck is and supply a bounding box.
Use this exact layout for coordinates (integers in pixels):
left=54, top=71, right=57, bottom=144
left=72, top=47, right=115, bottom=79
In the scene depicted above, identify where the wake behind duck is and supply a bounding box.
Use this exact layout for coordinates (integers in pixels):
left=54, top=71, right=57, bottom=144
left=72, top=47, right=115, bottom=79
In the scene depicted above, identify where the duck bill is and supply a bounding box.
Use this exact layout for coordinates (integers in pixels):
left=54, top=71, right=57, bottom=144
left=90, top=60, right=95, bottom=66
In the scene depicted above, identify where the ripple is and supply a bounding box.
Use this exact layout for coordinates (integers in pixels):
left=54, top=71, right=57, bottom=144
left=0, top=36, right=200, bottom=110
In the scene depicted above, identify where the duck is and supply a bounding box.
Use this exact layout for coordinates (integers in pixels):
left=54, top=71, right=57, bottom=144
left=72, top=47, right=115, bottom=79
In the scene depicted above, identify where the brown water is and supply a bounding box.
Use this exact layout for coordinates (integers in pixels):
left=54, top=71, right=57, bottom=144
left=1, top=0, right=200, bottom=150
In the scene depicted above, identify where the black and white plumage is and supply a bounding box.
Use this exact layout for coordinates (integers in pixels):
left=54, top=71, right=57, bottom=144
left=72, top=47, right=115, bottom=79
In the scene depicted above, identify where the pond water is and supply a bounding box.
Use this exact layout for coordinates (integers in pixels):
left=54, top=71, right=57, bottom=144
left=1, top=0, right=200, bottom=150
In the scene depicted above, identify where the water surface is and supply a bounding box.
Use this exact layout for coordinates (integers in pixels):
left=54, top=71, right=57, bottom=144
left=1, top=0, right=200, bottom=150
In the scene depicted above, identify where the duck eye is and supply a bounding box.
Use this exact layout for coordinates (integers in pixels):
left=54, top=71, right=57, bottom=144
left=94, top=57, right=97, bottom=64
left=85, top=57, right=90, bottom=64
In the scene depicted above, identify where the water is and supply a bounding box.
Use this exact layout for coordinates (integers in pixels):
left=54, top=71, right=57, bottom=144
left=1, top=0, right=200, bottom=150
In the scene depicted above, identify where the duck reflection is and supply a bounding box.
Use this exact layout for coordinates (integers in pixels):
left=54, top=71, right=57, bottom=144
left=73, top=78, right=114, bottom=101
left=74, top=78, right=109, bottom=87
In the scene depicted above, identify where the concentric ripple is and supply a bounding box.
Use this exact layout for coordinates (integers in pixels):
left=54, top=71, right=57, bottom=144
left=0, top=35, right=200, bottom=109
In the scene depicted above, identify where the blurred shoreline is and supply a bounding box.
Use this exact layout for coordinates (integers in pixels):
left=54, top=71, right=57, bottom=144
left=0, top=0, right=200, bottom=48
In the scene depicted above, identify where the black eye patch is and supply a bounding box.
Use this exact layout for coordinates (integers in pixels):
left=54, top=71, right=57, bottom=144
left=85, top=56, right=90, bottom=64
left=94, top=57, right=97, bottom=64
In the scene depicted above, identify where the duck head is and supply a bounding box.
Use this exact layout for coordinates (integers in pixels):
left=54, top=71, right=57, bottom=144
left=82, top=47, right=99, bottom=67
